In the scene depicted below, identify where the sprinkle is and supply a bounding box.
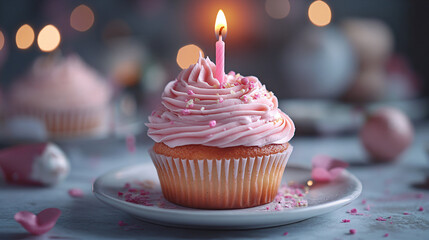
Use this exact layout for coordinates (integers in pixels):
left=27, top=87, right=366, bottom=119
left=194, top=98, right=200, bottom=102
left=350, top=208, right=357, bottom=214
left=418, top=206, right=424, bottom=211
left=200, top=107, right=205, bottom=111
left=241, top=77, right=249, bottom=84
left=228, top=71, right=236, bottom=75
left=213, top=84, right=219, bottom=89
left=186, top=99, right=194, bottom=108
left=218, top=97, right=224, bottom=103
left=342, top=219, right=350, bottom=223
left=230, top=90, right=235, bottom=94
left=275, top=204, right=283, bottom=211
left=118, top=221, right=128, bottom=226
left=242, top=95, right=248, bottom=102
left=383, top=233, right=389, bottom=237
left=266, top=206, right=270, bottom=210
left=376, top=217, right=387, bottom=221
left=283, top=232, right=288, bottom=236
left=209, top=120, right=216, bottom=128
left=403, top=212, right=410, bottom=215
left=182, top=109, right=190, bottom=115
left=187, top=90, right=194, bottom=95
left=118, top=192, right=124, bottom=196
left=361, top=199, right=367, bottom=204
left=349, top=229, right=356, bottom=235
left=151, top=111, right=156, bottom=116
left=68, top=188, right=84, bottom=198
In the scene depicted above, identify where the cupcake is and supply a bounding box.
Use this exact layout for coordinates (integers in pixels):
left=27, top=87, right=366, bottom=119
left=146, top=57, right=295, bottom=209
left=6, top=55, right=111, bottom=138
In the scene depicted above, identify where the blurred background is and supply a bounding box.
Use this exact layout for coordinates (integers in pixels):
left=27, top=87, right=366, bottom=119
left=0, top=0, right=428, bottom=139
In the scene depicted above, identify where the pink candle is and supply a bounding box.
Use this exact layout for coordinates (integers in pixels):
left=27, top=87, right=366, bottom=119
left=215, top=35, right=225, bottom=85
left=215, top=10, right=227, bottom=86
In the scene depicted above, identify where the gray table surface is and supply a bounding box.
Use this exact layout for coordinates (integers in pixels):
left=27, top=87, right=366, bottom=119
left=1, top=123, right=428, bottom=240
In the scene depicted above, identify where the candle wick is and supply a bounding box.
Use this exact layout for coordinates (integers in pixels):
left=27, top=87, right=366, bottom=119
left=219, top=26, right=224, bottom=38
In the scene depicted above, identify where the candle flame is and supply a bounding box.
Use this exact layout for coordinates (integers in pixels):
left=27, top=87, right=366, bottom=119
left=215, top=9, right=227, bottom=39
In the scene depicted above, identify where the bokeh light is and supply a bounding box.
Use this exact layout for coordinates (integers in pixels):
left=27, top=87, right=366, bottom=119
left=307, top=180, right=313, bottom=187
left=265, top=0, right=291, bottom=19
left=37, top=25, right=61, bottom=52
left=70, top=4, right=95, bottom=32
left=0, top=31, right=4, bottom=51
left=16, top=24, right=35, bottom=49
left=176, top=44, right=204, bottom=69
left=308, top=1, right=332, bottom=27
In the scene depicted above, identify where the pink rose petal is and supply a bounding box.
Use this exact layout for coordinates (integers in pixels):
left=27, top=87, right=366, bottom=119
left=311, top=155, right=349, bottom=182
left=14, top=208, right=61, bottom=235
left=349, top=229, right=356, bottom=235
left=68, top=188, right=83, bottom=198
left=283, top=232, right=288, bottom=236
left=384, top=233, right=389, bottom=237
left=418, top=206, right=424, bottom=211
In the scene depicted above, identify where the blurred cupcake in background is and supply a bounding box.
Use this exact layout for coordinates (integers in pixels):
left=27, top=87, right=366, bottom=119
left=5, top=55, right=112, bottom=139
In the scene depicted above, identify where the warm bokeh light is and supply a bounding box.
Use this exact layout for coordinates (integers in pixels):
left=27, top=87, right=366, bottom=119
left=177, top=44, right=204, bottom=69
left=37, top=25, right=61, bottom=52
left=16, top=24, right=35, bottom=49
left=0, top=31, right=4, bottom=51
left=307, top=180, right=314, bottom=187
left=265, top=0, right=291, bottom=19
left=70, top=4, right=95, bottom=32
left=215, top=10, right=227, bottom=38
left=308, top=1, right=332, bottom=27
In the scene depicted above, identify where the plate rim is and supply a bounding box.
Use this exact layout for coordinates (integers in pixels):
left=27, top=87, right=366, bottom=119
left=93, top=163, right=362, bottom=217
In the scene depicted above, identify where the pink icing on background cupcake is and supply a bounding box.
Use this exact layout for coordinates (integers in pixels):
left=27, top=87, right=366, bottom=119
left=8, top=55, right=111, bottom=111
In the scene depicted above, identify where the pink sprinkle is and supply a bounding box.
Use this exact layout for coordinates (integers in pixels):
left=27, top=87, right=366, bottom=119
left=361, top=199, right=367, bottom=204
left=182, top=109, right=190, bottom=115
left=187, top=90, right=195, bottom=95
left=229, top=71, right=236, bottom=75
left=342, top=219, right=350, bottom=223
left=151, top=111, right=156, bottom=116
left=376, top=217, right=387, bottom=221
left=418, top=206, right=424, bottom=211
left=266, top=206, right=270, bottom=210
left=241, top=77, right=249, bottom=84
left=118, top=221, right=128, bottom=226
left=349, top=229, right=356, bottom=235
left=218, top=97, right=224, bottom=103
left=365, top=205, right=371, bottom=211
left=350, top=208, right=357, bottom=214
left=209, top=120, right=217, bottom=128
left=68, top=188, right=84, bottom=198
left=118, top=192, right=124, bottom=196
left=283, top=232, right=288, bottom=236
left=384, top=233, right=389, bottom=237
left=403, top=212, right=410, bottom=215
left=275, top=204, right=283, bottom=211
left=124, top=183, right=131, bottom=189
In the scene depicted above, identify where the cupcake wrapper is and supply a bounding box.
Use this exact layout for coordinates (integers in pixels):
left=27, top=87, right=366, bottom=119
left=5, top=106, right=110, bottom=138
left=149, top=145, right=293, bottom=209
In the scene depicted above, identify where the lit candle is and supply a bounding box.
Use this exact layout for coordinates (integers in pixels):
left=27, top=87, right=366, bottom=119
left=215, top=10, right=227, bottom=86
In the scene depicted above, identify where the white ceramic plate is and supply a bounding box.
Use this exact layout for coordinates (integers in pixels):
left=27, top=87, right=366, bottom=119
left=93, top=163, right=362, bottom=229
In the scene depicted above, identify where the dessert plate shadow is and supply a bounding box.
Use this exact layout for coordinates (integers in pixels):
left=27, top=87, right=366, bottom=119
left=93, top=163, right=362, bottom=229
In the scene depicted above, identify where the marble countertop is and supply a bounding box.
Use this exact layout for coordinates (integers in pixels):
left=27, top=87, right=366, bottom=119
left=1, top=124, right=428, bottom=240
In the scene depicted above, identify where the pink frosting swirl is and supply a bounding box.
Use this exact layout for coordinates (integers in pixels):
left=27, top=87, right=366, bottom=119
left=9, top=55, right=111, bottom=111
left=146, top=57, right=294, bottom=148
